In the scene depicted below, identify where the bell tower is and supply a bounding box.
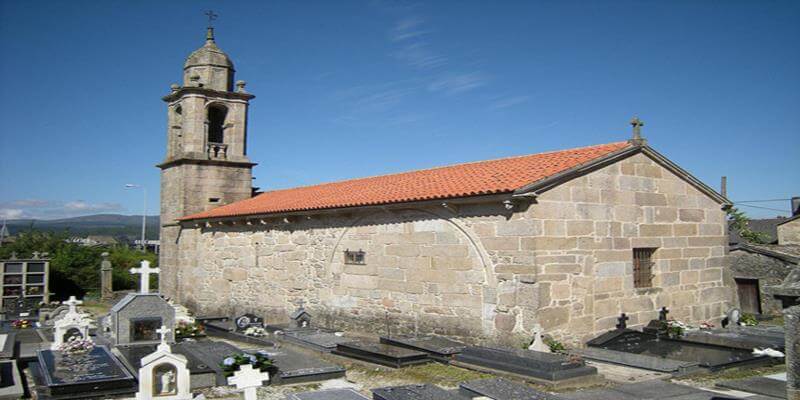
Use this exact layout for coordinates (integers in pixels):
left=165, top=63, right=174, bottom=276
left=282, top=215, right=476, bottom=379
left=158, top=25, right=256, bottom=299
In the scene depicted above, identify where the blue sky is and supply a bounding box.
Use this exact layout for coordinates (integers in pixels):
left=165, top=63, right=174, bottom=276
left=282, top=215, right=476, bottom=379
left=0, top=0, right=798, bottom=220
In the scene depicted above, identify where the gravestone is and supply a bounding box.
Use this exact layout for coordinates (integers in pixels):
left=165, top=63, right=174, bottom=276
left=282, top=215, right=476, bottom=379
left=0, top=359, right=24, bottom=400
left=527, top=324, right=550, bottom=353
left=108, top=261, right=175, bottom=345
left=228, top=364, right=269, bottom=400
left=34, top=345, right=136, bottom=399
left=290, top=307, right=311, bottom=328
left=616, top=313, right=629, bottom=330
left=51, top=296, right=92, bottom=350
left=257, top=346, right=346, bottom=385
left=333, top=339, right=430, bottom=368
left=452, top=346, right=598, bottom=383
left=235, top=314, right=264, bottom=332
left=287, top=388, right=369, bottom=400
left=100, top=252, right=113, bottom=300
left=786, top=305, right=800, bottom=400
left=130, top=260, right=159, bottom=294
left=372, top=384, right=465, bottom=400
left=135, top=326, right=192, bottom=400
left=460, top=378, right=566, bottom=400
left=379, top=335, right=466, bottom=361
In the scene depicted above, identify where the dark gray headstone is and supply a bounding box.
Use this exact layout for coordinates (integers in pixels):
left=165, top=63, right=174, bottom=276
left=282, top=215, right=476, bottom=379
left=459, top=378, right=566, bottom=399
left=36, top=346, right=136, bottom=397
left=453, top=346, right=597, bottom=382
left=380, top=335, right=466, bottom=359
left=372, top=384, right=466, bottom=400
left=235, top=313, right=264, bottom=331
left=287, top=388, right=369, bottom=399
left=333, top=340, right=429, bottom=368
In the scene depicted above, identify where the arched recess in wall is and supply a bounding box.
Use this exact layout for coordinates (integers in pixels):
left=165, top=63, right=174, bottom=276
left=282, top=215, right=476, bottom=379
left=326, top=208, right=497, bottom=288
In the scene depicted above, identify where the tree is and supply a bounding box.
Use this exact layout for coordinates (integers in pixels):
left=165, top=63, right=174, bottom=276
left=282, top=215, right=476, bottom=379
left=727, top=207, right=771, bottom=244
left=0, top=231, right=157, bottom=300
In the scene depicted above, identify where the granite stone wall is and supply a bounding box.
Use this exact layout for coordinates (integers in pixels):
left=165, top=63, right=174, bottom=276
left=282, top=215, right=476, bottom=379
left=779, top=218, right=800, bottom=245
left=172, top=152, right=734, bottom=346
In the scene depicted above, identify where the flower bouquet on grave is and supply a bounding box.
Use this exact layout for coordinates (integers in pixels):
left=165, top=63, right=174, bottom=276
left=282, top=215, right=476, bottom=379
left=243, top=326, right=267, bottom=337
left=58, top=336, right=95, bottom=356
left=665, top=320, right=696, bottom=337
left=220, top=351, right=276, bottom=378
left=699, top=321, right=715, bottom=330
left=11, top=319, right=31, bottom=329
left=175, top=320, right=206, bottom=339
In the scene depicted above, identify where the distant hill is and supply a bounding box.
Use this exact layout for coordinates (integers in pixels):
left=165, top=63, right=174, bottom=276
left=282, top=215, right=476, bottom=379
left=4, top=214, right=160, bottom=241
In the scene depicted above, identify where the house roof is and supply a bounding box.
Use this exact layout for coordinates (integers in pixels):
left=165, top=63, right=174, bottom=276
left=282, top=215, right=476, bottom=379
left=778, top=214, right=800, bottom=226
left=728, top=218, right=785, bottom=245
left=181, top=141, right=633, bottom=221
left=731, top=243, right=800, bottom=265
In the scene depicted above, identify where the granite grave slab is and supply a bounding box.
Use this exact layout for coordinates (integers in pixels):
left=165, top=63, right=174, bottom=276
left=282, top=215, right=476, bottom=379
left=570, top=347, right=699, bottom=373
left=372, top=384, right=467, bottom=400
left=33, top=345, right=136, bottom=399
left=380, top=335, right=466, bottom=362
left=254, top=346, right=346, bottom=385
left=452, top=346, right=598, bottom=384
left=280, top=328, right=351, bottom=352
left=115, top=343, right=217, bottom=389
left=716, top=376, right=786, bottom=399
left=203, top=318, right=277, bottom=348
left=0, top=359, right=24, bottom=400
left=562, top=379, right=743, bottom=400
left=459, top=378, right=567, bottom=400
left=0, top=333, right=15, bottom=359
left=681, top=327, right=785, bottom=351
left=286, top=388, right=369, bottom=400
left=587, top=329, right=771, bottom=370
left=176, top=340, right=243, bottom=386
left=332, top=339, right=429, bottom=368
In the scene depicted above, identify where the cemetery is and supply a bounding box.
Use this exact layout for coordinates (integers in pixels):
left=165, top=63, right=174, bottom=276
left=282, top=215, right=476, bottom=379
left=0, top=253, right=794, bottom=399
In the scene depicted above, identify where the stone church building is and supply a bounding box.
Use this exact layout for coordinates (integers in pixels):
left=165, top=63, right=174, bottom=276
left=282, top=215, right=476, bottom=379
left=159, top=29, right=736, bottom=345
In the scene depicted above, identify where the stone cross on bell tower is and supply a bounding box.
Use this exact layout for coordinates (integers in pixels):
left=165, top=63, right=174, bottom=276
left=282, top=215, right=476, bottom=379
left=158, top=15, right=257, bottom=301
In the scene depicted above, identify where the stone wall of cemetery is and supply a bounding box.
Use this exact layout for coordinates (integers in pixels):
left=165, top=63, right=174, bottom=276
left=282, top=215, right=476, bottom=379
left=174, top=152, right=734, bottom=346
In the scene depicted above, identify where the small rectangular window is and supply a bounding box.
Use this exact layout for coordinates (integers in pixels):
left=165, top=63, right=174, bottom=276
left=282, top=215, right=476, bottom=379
left=344, top=249, right=366, bottom=265
left=633, top=248, right=656, bottom=288
left=208, top=198, right=220, bottom=203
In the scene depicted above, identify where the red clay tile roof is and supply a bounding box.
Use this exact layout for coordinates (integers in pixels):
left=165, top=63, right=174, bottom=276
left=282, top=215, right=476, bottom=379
left=181, top=141, right=632, bottom=220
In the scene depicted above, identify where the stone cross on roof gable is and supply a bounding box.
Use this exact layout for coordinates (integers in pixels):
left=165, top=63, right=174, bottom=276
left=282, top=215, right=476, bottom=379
left=130, top=260, right=160, bottom=294
left=227, top=364, right=269, bottom=400
left=629, top=117, right=646, bottom=145
left=62, top=296, right=83, bottom=314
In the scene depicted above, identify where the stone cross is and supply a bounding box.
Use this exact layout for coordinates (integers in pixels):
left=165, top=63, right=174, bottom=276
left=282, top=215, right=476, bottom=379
left=10, top=252, right=17, bottom=260
left=156, top=325, right=172, bottom=351
left=100, top=252, right=113, bottom=300
left=32, top=251, right=41, bottom=259
left=205, top=10, right=218, bottom=27
left=130, top=260, right=160, bottom=294
left=658, top=307, right=669, bottom=322
left=630, top=117, right=644, bottom=140
left=616, top=313, right=629, bottom=330
left=62, top=296, right=83, bottom=314
left=227, top=364, right=269, bottom=400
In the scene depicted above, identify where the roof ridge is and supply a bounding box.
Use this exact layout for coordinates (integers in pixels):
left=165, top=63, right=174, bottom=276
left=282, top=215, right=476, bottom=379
left=253, top=140, right=631, bottom=196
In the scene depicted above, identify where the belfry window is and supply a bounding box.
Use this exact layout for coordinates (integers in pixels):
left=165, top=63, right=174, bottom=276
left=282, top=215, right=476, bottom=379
left=207, top=105, right=227, bottom=144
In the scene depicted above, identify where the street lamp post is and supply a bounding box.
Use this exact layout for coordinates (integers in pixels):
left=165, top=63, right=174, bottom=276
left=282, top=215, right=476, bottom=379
left=125, top=184, right=146, bottom=252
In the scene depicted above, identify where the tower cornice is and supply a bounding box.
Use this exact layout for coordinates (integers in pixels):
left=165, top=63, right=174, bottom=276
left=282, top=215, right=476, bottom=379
left=162, top=87, right=255, bottom=103
left=156, top=156, right=257, bottom=170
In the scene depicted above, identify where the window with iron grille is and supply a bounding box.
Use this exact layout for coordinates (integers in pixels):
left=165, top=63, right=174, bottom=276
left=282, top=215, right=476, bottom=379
left=633, top=248, right=656, bottom=288
left=344, top=249, right=366, bottom=265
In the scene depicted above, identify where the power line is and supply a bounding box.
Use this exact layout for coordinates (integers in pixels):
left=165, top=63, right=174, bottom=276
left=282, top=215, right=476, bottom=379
left=733, top=198, right=792, bottom=204
left=734, top=203, right=790, bottom=213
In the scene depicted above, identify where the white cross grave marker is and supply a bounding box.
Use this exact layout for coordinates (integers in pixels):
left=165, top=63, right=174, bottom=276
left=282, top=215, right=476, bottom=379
left=130, top=260, right=160, bottom=294
left=156, top=325, right=171, bottom=351
left=62, top=296, right=83, bottom=314
left=228, top=364, right=269, bottom=400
